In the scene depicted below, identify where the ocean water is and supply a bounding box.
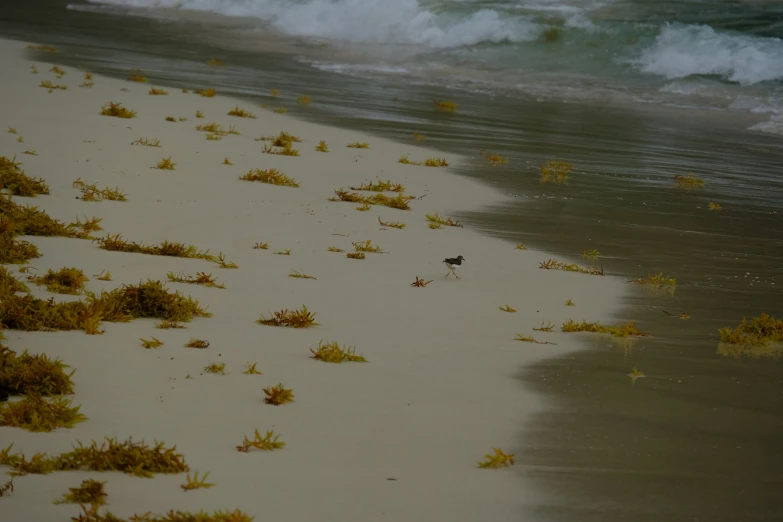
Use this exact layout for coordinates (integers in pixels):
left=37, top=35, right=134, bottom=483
left=1, top=0, right=782, bottom=520
left=70, top=0, right=783, bottom=134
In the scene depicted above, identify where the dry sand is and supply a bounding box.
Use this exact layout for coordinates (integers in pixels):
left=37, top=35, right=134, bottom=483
left=0, top=38, right=627, bottom=521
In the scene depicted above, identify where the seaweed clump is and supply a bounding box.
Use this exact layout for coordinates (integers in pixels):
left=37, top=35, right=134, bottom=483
left=53, top=479, right=108, bottom=505
left=72, top=504, right=254, bottom=522
left=330, top=189, right=413, bottom=211
left=0, top=156, right=50, bottom=197
left=477, top=448, right=514, bottom=469
left=561, top=319, right=650, bottom=338
left=0, top=394, right=87, bottom=432
left=28, top=267, right=89, bottom=294
left=0, top=343, right=75, bottom=397
left=719, top=313, right=783, bottom=346
left=309, top=341, right=367, bottom=363
left=257, top=306, right=317, bottom=328
left=236, top=430, right=285, bottom=452
left=240, top=168, right=299, bottom=188
left=1, top=278, right=210, bottom=334
left=100, top=102, right=136, bottom=119
left=0, top=437, right=189, bottom=478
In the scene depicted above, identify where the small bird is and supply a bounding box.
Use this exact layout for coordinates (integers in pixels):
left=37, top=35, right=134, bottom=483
left=443, top=255, right=465, bottom=279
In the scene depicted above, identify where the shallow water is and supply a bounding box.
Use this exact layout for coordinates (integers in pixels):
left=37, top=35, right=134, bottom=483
left=1, top=0, right=782, bottom=520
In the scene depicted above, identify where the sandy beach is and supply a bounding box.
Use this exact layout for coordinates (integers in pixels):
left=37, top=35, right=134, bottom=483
left=0, top=37, right=627, bottom=521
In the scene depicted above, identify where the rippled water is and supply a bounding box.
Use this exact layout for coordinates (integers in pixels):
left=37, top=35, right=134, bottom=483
left=1, top=0, right=782, bottom=520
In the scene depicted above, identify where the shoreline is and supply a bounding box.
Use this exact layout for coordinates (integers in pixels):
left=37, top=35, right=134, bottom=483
left=0, top=37, right=628, bottom=521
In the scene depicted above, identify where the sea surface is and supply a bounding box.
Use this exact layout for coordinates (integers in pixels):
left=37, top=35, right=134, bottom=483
left=1, top=0, right=782, bottom=520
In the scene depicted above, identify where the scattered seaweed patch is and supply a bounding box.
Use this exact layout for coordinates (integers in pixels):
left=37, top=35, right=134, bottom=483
left=256, top=131, right=301, bottom=147
left=425, top=213, right=463, bottom=228
left=262, top=142, right=299, bottom=156
left=128, top=69, right=147, bottom=82
left=273, top=107, right=287, bottom=114
left=185, top=339, right=209, bottom=349
left=347, top=142, right=369, bottom=149
left=243, top=362, right=262, bottom=375
left=223, top=157, right=232, bottom=165
left=477, top=448, right=514, bottom=469
left=718, top=313, right=782, bottom=346
left=297, top=95, right=311, bottom=106
left=252, top=242, right=269, bottom=250
left=79, top=81, right=94, bottom=88
left=533, top=320, right=555, bottom=332
left=539, top=259, right=604, bottom=276
left=434, top=100, right=457, bottom=112
left=227, top=106, right=256, bottom=118
left=167, top=271, right=225, bottom=289
left=27, top=44, right=58, bottom=52
left=352, top=240, right=384, bottom=253
left=207, top=58, right=225, bottom=67
left=53, top=479, right=107, bottom=505
left=203, top=363, right=225, bottom=375
left=289, top=270, right=316, bottom=280
left=22, top=150, right=38, bottom=156
left=356, top=202, right=371, bottom=211
left=50, top=66, right=65, bottom=75
left=181, top=470, right=214, bottom=491
left=28, top=267, right=88, bottom=295
left=263, top=383, right=294, bottom=406
left=0, top=394, right=87, bottom=432
left=96, top=235, right=215, bottom=263
left=565, top=299, right=575, bottom=306
left=148, top=87, right=168, bottom=95
left=154, top=157, right=176, bottom=170
left=627, top=367, right=645, bottom=384
left=0, top=437, right=189, bottom=477
left=240, top=168, right=300, bottom=187
left=40, top=80, right=66, bottom=91
left=515, top=243, right=527, bottom=250
left=140, top=337, right=164, bottom=349
left=100, top=102, right=136, bottom=119
left=274, top=249, right=291, bottom=256
left=398, top=155, right=449, bottom=167
left=674, top=173, right=704, bottom=189
left=155, top=320, right=185, bottom=330
left=410, top=276, right=432, bottom=287
left=73, top=178, right=127, bottom=201
left=72, top=505, right=253, bottom=522
left=131, top=137, right=160, bottom=147
left=581, top=249, right=600, bottom=258
left=270, top=88, right=279, bottom=97
left=346, top=252, right=365, bottom=260
left=629, top=272, right=676, bottom=286
left=480, top=150, right=508, bottom=166
left=350, top=179, right=405, bottom=193
left=257, top=306, right=317, bottom=328
left=540, top=160, right=572, bottom=184
left=330, top=189, right=413, bottom=211
left=197, top=88, right=216, bottom=97
left=236, top=430, right=284, bottom=452
left=0, top=156, right=50, bottom=196
left=378, top=216, right=406, bottom=229
left=0, top=479, right=12, bottom=497
left=561, top=319, right=650, bottom=338
left=499, top=305, right=517, bottom=313
left=413, top=132, right=426, bottom=142
left=327, top=246, right=344, bottom=253
left=315, top=140, right=328, bottom=152
left=309, top=340, right=367, bottom=363
left=708, top=202, right=723, bottom=211
left=514, top=333, right=556, bottom=345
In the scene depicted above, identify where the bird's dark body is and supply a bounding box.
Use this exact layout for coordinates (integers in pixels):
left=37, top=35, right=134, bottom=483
left=443, top=255, right=465, bottom=278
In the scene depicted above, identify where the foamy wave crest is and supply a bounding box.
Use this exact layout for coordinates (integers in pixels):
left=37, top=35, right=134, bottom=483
left=87, top=0, right=539, bottom=48
left=631, top=24, right=783, bottom=86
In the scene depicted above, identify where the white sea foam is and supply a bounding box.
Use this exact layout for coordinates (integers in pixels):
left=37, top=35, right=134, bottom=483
left=632, top=23, right=783, bottom=86
left=86, top=0, right=540, bottom=48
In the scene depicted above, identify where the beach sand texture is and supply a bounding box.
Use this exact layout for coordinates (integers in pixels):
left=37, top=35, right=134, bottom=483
left=1, top=38, right=626, bottom=521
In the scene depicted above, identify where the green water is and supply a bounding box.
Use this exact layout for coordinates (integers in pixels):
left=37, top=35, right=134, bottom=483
left=1, top=1, right=781, bottom=520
